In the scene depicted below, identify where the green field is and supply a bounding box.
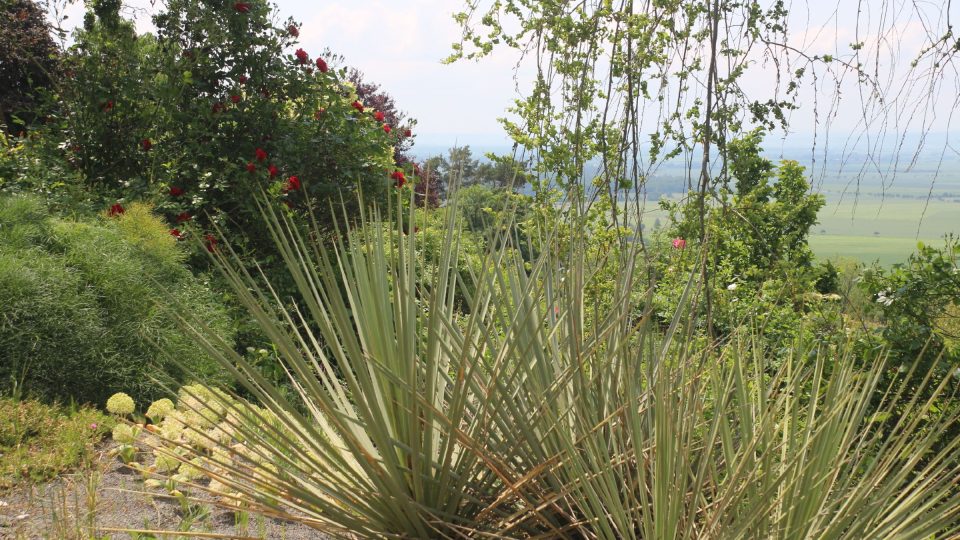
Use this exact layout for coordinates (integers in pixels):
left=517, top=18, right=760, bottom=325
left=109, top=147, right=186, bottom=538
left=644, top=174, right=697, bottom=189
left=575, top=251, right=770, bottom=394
left=633, top=191, right=960, bottom=267
left=810, top=196, right=960, bottom=265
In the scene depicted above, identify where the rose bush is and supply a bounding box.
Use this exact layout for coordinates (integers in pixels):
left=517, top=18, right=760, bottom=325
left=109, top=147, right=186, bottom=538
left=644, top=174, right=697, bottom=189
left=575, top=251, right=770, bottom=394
left=34, top=0, right=413, bottom=270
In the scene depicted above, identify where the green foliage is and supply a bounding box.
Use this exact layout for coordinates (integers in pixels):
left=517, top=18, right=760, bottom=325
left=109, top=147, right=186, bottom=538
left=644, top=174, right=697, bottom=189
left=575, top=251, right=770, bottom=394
left=455, top=183, right=527, bottom=232
left=814, top=259, right=840, bottom=294
left=0, top=129, right=94, bottom=214
left=0, top=0, right=61, bottom=134
left=0, top=195, right=234, bottom=405
left=663, top=131, right=825, bottom=282
left=656, top=131, right=827, bottom=341
left=859, top=236, right=960, bottom=370
left=0, top=398, right=113, bottom=489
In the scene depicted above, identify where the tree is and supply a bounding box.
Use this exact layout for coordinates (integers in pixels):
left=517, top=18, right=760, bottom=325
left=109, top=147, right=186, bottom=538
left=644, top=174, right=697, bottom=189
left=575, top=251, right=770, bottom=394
left=474, top=154, right=532, bottom=189
left=425, top=145, right=531, bottom=193
left=451, top=0, right=957, bottom=213
left=669, top=133, right=824, bottom=277
left=446, top=145, right=478, bottom=183
left=0, top=0, right=60, bottom=134
left=656, top=131, right=826, bottom=340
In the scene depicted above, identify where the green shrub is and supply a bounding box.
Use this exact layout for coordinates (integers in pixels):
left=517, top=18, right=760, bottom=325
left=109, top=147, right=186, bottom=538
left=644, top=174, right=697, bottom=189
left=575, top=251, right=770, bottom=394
left=654, top=131, right=827, bottom=344
left=0, top=195, right=234, bottom=405
left=859, top=236, right=960, bottom=371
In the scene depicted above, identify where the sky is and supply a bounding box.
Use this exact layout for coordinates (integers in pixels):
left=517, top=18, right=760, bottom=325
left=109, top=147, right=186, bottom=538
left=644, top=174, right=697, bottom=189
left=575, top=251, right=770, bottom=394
left=51, top=0, right=960, bottom=158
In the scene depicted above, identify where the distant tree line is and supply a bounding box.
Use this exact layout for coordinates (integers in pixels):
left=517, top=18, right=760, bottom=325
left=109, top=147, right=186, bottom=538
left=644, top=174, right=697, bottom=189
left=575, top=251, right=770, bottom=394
left=422, top=145, right=532, bottom=195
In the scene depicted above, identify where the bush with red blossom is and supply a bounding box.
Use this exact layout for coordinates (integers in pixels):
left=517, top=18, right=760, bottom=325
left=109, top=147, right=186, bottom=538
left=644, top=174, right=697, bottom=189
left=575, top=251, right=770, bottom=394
left=39, top=0, right=401, bottom=276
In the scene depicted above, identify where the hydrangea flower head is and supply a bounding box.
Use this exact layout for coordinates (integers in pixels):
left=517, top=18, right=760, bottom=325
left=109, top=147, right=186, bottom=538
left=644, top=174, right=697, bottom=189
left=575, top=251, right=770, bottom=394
left=146, top=398, right=175, bottom=422
left=106, top=392, right=135, bottom=415
left=112, top=423, right=136, bottom=444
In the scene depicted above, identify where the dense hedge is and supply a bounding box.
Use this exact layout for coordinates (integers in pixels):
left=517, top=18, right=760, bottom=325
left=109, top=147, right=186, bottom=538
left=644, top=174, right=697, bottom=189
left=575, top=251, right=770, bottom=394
left=0, top=195, right=234, bottom=405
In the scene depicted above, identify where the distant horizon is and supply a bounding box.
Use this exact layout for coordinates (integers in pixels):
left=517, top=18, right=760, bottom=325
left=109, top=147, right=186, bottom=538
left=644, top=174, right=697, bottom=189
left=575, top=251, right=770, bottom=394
left=409, top=130, right=960, bottom=162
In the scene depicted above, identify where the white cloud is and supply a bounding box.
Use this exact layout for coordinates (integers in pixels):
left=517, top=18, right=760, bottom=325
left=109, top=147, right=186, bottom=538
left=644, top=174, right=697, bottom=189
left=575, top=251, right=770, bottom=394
left=289, top=0, right=523, bottom=139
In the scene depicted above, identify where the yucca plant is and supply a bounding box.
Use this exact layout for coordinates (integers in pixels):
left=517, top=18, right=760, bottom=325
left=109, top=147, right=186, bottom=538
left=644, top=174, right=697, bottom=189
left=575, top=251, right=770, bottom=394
left=152, top=190, right=960, bottom=539
left=156, top=195, right=571, bottom=537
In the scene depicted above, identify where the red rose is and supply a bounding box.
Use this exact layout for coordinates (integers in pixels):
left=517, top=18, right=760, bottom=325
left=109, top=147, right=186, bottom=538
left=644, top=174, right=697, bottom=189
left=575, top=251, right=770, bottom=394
left=204, top=234, right=218, bottom=252
left=374, top=111, right=385, bottom=122
left=315, top=58, right=328, bottom=72
left=176, top=212, right=192, bottom=223
left=233, top=2, right=250, bottom=13
left=238, top=75, right=248, bottom=84
left=246, top=162, right=256, bottom=173
left=314, top=108, right=325, bottom=120
left=285, top=176, right=301, bottom=191
left=141, top=138, right=152, bottom=151
left=108, top=203, right=125, bottom=217
left=268, top=164, right=279, bottom=178
left=170, top=228, right=183, bottom=239
left=287, top=24, right=299, bottom=37
left=295, top=48, right=309, bottom=64
left=255, top=147, right=268, bottom=162
left=169, top=186, right=184, bottom=197
left=212, top=102, right=225, bottom=113
left=404, top=128, right=412, bottom=137
left=351, top=101, right=364, bottom=113
left=230, top=94, right=241, bottom=104
left=102, top=100, right=114, bottom=112
left=382, top=124, right=391, bottom=134
left=390, top=170, right=406, bottom=188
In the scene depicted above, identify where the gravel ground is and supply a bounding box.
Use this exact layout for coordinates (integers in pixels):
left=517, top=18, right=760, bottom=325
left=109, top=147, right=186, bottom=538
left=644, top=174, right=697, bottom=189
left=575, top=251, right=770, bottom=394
left=0, top=443, right=328, bottom=539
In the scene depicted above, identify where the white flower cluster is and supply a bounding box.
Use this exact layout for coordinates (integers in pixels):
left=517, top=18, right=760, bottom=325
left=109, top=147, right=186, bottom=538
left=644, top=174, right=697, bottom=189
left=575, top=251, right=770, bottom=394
left=106, top=386, right=299, bottom=508
left=876, top=289, right=895, bottom=306
left=106, top=392, right=136, bottom=415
